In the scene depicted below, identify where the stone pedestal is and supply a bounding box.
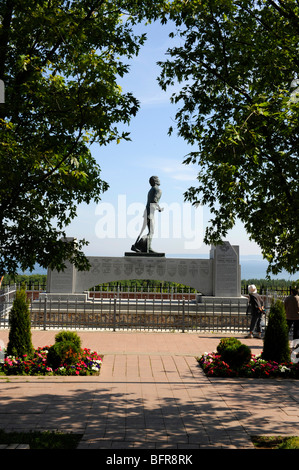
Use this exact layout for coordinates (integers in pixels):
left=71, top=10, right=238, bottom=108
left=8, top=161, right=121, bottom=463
left=46, top=241, right=242, bottom=298
left=210, top=242, right=241, bottom=297
left=46, top=260, right=77, bottom=294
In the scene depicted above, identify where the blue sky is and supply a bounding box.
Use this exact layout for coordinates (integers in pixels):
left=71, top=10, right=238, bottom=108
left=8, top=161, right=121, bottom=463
left=66, top=20, right=263, bottom=260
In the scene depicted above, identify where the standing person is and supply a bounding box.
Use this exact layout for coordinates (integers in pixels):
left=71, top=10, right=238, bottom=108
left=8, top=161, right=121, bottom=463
left=284, top=287, right=299, bottom=340
left=245, top=284, right=264, bottom=338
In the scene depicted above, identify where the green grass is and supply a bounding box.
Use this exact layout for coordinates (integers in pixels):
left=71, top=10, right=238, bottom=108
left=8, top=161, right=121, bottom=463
left=252, top=435, right=299, bottom=449
left=0, top=430, right=82, bottom=449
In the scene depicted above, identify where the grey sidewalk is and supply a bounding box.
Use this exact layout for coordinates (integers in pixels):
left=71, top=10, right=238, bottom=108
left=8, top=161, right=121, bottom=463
left=0, top=329, right=299, bottom=449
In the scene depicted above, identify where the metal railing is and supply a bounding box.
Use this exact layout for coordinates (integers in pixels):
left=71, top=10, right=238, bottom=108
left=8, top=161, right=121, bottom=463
left=0, top=293, right=254, bottom=333
left=2, top=286, right=290, bottom=334
left=0, top=285, right=17, bottom=319
left=241, top=285, right=293, bottom=296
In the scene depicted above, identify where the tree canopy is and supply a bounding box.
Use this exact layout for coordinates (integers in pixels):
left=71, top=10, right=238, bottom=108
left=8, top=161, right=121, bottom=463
left=0, top=0, right=167, bottom=275
left=158, top=0, right=299, bottom=275
left=2, top=0, right=299, bottom=277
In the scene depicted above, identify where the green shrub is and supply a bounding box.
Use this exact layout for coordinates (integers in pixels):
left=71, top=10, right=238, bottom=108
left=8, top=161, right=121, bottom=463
left=262, top=300, right=290, bottom=363
left=221, top=343, right=252, bottom=369
left=46, top=331, right=82, bottom=370
left=216, top=337, right=242, bottom=355
left=216, top=337, right=251, bottom=369
left=46, top=341, right=80, bottom=370
left=6, top=289, right=34, bottom=358
left=54, top=331, right=81, bottom=349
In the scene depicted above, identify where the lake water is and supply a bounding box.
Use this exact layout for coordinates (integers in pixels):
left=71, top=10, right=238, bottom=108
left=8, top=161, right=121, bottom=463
left=240, top=257, right=299, bottom=281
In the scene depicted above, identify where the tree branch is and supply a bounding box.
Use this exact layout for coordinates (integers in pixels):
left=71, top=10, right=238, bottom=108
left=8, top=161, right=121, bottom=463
left=0, top=0, right=14, bottom=78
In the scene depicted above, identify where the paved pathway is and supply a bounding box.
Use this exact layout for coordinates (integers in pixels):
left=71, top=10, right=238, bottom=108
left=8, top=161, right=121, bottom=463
left=0, top=329, right=299, bottom=449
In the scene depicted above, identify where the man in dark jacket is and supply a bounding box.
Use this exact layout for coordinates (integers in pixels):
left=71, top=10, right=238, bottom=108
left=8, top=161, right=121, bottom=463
left=245, top=284, right=264, bottom=338
left=284, top=287, right=299, bottom=340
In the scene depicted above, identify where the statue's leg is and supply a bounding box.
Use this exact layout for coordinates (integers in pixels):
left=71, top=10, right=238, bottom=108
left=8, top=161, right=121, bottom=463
left=147, top=218, right=155, bottom=252
left=131, top=210, right=148, bottom=252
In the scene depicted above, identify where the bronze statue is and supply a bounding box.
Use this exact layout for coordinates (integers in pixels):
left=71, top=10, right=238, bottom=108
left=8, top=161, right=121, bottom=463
left=131, top=176, right=163, bottom=253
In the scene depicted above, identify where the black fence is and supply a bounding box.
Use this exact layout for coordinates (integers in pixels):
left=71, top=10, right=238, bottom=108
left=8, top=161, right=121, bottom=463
left=0, top=288, right=257, bottom=334
left=241, top=284, right=293, bottom=296
left=1, top=282, right=291, bottom=334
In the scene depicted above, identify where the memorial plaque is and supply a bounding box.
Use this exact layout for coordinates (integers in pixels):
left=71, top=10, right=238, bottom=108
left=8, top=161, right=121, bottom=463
left=47, top=261, right=76, bottom=293
left=212, top=242, right=240, bottom=297
left=189, top=261, right=199, bottom=278
left=156, top=260, right=166, bottom=277
left=113, top=259, right=122, bottom=276
left=102, top=259, right=112, bottom=274
left=124, top=261, right=134, bottom=277
left=134, top=260, right=144, bottom=276
left=91, top=257, right=101, bottom=273
left=199, top=260, right=210, bottom=276
left=167, top=260, right=177, bottom=277
left=178, top=261, right=187, bottom=277
left=145, top=260, right=156, bottom=276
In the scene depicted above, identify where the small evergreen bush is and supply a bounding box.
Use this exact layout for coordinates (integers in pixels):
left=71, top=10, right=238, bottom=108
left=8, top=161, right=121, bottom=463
left=216, top=337, right=242, bottom=355
left=216, top=337, right=251, bottom=369
left=46, top=341, right=80, bottom=370
left=262, top=300, right=290, bottom=363
left=221, top=343, right=252, bottom=369
left=54, top=331, right=81, bottom=349
left=6, top=289, right=34, bottom=358
left=46, top=331, right=82, bottom=370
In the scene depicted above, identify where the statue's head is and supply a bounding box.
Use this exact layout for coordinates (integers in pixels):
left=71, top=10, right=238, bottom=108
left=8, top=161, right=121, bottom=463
left=149, top=176, right=160, bottom=186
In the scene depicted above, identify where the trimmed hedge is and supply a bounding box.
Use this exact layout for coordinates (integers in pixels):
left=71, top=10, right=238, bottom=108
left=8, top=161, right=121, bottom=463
left=217, top=337, right=251, bottom=369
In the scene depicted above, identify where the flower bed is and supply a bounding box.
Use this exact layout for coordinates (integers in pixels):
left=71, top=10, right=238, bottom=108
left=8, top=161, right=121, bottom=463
left=1, top=346, right=102, bottom=376
left=198, top=352, right=299, bottom=379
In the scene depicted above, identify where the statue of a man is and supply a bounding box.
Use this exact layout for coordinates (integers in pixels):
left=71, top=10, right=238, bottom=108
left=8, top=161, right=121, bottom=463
left=131, top=176, right=163, bottom=253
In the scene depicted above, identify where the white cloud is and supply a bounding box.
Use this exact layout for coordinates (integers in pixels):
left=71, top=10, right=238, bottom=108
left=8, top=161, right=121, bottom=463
left=138, top=90, right=173, bottom=106
left=147, top=158, right=197, bottom=182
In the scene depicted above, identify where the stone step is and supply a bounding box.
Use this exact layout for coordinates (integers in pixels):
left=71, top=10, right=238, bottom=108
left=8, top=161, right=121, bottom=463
left=0, top=443, right=30, bottom=449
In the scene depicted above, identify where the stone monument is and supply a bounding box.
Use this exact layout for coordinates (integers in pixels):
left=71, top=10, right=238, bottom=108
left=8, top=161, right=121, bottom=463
left=44, top=177, right=242, bottom=300
left=210, top=242, right=241, bottom=297
left=46, top=240, right=242, bottom=299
